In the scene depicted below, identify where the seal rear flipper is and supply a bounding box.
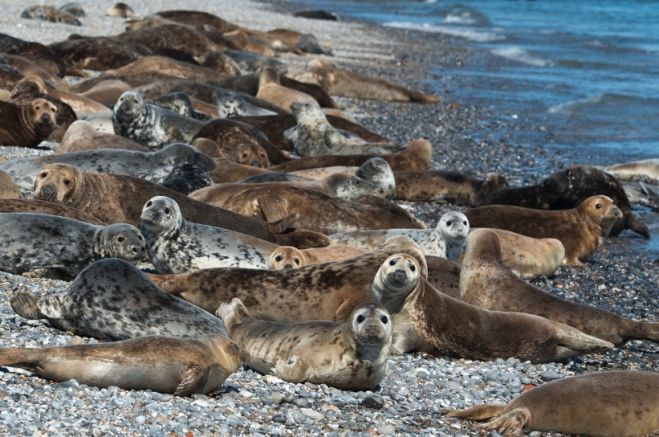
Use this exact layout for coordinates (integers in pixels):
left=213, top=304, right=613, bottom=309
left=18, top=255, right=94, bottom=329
left=554, top=323, right=614, bottom=352
left=624, top=320, right=659, bottom=343
left=274, top=229, right=329, bottom=249
left=0, top=347, right=44, bottom=369
left=444, top=404, right=506, bottom=420
left=625, top=213, right=650, bottom=239
left=10, top=292, right=46, bottom=320
left=479, top=407, right=530, bottom=437
left=174, top=365, right=206, bottom=396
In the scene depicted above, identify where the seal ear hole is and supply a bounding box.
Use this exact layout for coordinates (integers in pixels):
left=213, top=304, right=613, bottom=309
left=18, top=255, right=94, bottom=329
left=117, top=236, right=126, bottom=243
left=380, top=315, right=389, bottom=324
left=356, top=314, right=365, bottom=324
left=274, top=255, right=283, bottom=262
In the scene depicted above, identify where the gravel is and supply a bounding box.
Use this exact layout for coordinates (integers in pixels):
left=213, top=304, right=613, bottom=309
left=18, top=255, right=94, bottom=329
left=0, top=0, right=656, bottom=435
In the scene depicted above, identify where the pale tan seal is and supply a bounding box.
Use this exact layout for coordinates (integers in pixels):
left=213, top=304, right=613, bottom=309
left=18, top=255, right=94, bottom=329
left=192, top=137, right=270, bottom=168
left=459, top=229, right=658, bottom=345
left=604, top=158, right=659, bottom=180
left=371, top=253, right=613, bottom=362
left=57, top=120, right=149, bottom=154
left=466, top=195, right=623, bottom=265
left=446, top=371, right=659, bottom=437
left=256, top=68, right=318, bottom=112
left=79, top=79, right=132, bottom=107
left=207, top=158, right=271, bottom=184
left=105, top=56, right=239, bottom=83
left=0, top=170, right=21, bottom=199
left=268, top=245, right=365, bottom=269
left=106, top=2, right=134, bottom=18
left=218, top=299, right=391, bottom=390
left=0, top=335, right=242, bottom=396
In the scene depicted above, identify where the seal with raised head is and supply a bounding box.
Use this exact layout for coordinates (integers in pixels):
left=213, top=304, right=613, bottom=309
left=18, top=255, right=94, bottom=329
left=10, top=258, right=228, bottom=340
left=0, top=213, right=145, bottom=276
left=113, top=90, right=203, bottom=148
left=0, top=98, right=57, bottom=147
left=0, top=334, right=242, bottom=396
left=141, top=196, right=277, bottom=273
left=371, top=253, right=613, bottom=362
left=394, top=170, right=508, bottom=204
left=0, top=199, right=103, bottom=224
left=218, top=298, right=391, bottom=390
left=268, top=245, right=365, bottom=270
left=459, top=229, right=658, bottom=345
left=446, top=371, right=659, bottom=437
left=57, top=120, right=149, bottom=154
left=328, top=211, right=469, bottom=261
left=466, top=195, right=623, bottom=265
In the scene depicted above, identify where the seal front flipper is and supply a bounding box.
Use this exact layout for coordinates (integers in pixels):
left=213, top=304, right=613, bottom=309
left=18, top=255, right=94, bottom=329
left=444, top=404, right=506, bottom=421
left=625, top=212, right=650, bottom=239
left=272, top=356, right=307, bottom=383
left=265, top=211, right=297, bottom=234
left=175, top=365, right=206, bottom=397
left=10, top=292, right=61, bottom=320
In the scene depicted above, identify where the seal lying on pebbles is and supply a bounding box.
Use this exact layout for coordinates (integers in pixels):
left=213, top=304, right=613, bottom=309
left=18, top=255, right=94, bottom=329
left=460, top=229, right=658, bottom=345
left=328, top=211, right=469, bottom=261
left=0, top=98, right=57, bottom=147
left=57, top=120, right=149, bottom=153
left=218, top=299, right=391, bottom=390
left=11, top=258, right=228, bottom=340
left=394, top=171, right=508, bottom=203
left=189, top=183, right=425, bottom=234
left=256, top=68, right=319, bottom=112
left=371, top=253, right=613, bottom=362
left=0, top=170, right=21, bottom=199
left=112, top=91, right=203, bottom=148
left=192, top=137, right=270, bottom=168
left=466, top=195, right=623, bottom=265
left=21, top=5, right=81, bottom=26
left=33, top=163, right=328, bottom=248
left=212, top=87, right=278, bottom=118
left=153, top=92, right=213, bottom=121
left=0, top=213, right=144, bottom=276
left=286, top=102, right=400, bottom=156
left=0, top=199, right=103, bottom=224
left=1, top=143, right=214, bottom=191
left=268, top=245, right=365, bottom=269
left=0, top=334, right=242, bottom=396
left=604, top=158, right=659, bottom=180
left=141, top=196, right=277, bottom=273
left=479, top=165, right=649, bottom=238
left=446, top=371, right=659, bottom=437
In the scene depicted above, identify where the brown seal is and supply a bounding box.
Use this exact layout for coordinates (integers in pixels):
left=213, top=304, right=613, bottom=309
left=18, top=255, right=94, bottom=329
left=0, top=33, right=65, bottom=78
left=0, top=199, right=103, bottom=224
left=104, top=56, right=239, bottom=83
left=32, top=163, right=329, bottom=248
left=0, top=98, right=56, bottom=147
left=466, top=195, right=623, bottom=265
left=192, top=137, right=270, bottom=168
left=23, top=75, right=109, bottom=115
left=256, top=68, right=319, bottom=111
left=268, top=245, right=365, bottom=269
left=57, top=120, right=149, bottom=154
left=394, top=170, right=508, bottom=203
left=218, top=299, right=391, bottom=389
left=79, top=79, right=131, bottom=107
left=371, top=253, right=613, bottom=362
left=116, top=23, right=227, bottom=59
left=189, top=183, right=425, bottom=234
left=0, top=335, right=242, bottom=396
left=0, top=170, right=21, bottom=199
left=459, top=229, right=658, bottom=345
left=48, top=35, right=149, bottom=72
left=446, top=371, right=659, bottom=437
left=155, top=10, right=240, bottom=35
left=207, top=158, right=270, bottom=184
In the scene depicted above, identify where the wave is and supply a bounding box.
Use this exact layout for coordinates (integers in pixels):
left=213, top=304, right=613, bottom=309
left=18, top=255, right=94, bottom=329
left=384, top=21, right=503, bottom=42
left=491, top=47, right=552, bottom=67
left=444, top=3, right=491, bottom=27
left=548, top=93, right=659, bottom=115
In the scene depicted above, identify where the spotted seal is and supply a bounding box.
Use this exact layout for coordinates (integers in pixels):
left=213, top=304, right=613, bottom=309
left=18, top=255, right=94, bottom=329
left=10, top=258, right=228, bottom=340
left=0, top=98, right=57, bottom=147
left=153, top=92, right=211, bottom=121
left=212, top=87, right=278, bottom=118
left=218, top=299, right=391, bottom=390
left=21, top=5, right=81, bottom=26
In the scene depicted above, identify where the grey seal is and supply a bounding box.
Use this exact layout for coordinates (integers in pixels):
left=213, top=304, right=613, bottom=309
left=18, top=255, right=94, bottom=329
left=152, top=92, right=211, bottom=121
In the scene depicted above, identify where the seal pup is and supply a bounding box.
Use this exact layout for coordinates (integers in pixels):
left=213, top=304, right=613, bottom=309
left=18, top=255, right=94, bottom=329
left=256, top=68, right=320, bottom=112
left=604, top=158, right=659, bottom=181
left=268, top=245, right=365, bottom=269
left=10, top=258, right=228, bottom=340
left=328, top=211, right=469, bottom=261
left=21, top=5, right=81, bottom=26
left=0, top=98, right=57, bottom=147
left=466, top=195, right=623, bottom=265
left=0, top=334, right=242, bottom=396
left=286, top=102, right=401, bottom=156
left=106, top=2, right=134, bottom=18
left=57, top=120, right=149, bottom=154
left=371, top=253, right=613, bottom=362
left=459, top=229, right=658, bottom=345
left=33, top=163, right=328, bottom=248
left=112, top=90, right=203, bottom=148
left=0, top=170, right=21, bottom=199
left=141, top=196, right=278, bottom=273
left=0, top=213, right=145, bottom=276
left=218, top=299, right=391, bottom=390
left=446, top=371, right=659, bottom=437
left=394, top=171, right=508, bottom=204
left=192, top=137, right=270, bottom=168
left=0, top=199, right=103, bottom=224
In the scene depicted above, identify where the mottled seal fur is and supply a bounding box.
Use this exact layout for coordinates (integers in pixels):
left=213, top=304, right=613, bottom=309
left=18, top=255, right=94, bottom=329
left=153, top=92, right=211, bottom=121
left=218, top=299, right=391, bottom=390
left=141, top=196, right=277, bottom=273
left=57, top=120, right=149, bottom=154
left=113, top=91, right=203, bottom=148
left=0, top=335, right=242, bottom=396
left=0, top=98, right=57, bottom=147
left=0, top=170, right=21, bottom=199
left=394, top=170, right=508, bottom=203
left=268, top=245, right=365, bottom=269
left=446, top=371, right=659, bottom=437
left=21, top=5, right=81, bottom=26
left=0, top=199, right=103, bottom=224
left=459, top=229, right=658, bottom=345
left=466, top=195, right=623, bottom=265
left=371, top=253, right=613, bottom=362
left=0, top=213, right=144, bottom=276
left=329, top=211, right=469, bottom=261
left=10, top=258, right=228, bottom=340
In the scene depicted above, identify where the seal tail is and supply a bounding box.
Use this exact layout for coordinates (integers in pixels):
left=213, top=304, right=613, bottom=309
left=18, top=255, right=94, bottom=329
left=444, top=404, right=506, bottom=421
left=0, top=347, right=45, bottom=370
left=408, top=91, right=440, bottom=104
left=274, top=229, right=330, bottom=249
left=10, top=292, right=44, bottom=320
left=626, top=213, right=650, bottom=239
left=555, top=323, right=614, bottom=351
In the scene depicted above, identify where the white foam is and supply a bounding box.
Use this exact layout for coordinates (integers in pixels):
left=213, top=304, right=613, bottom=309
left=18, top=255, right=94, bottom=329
left=444, top=13, right=476, bottom=25
left=384, top=21, right=503, bottom=42
left=548, top=95, right=602, bottom=114
left=491, top=46, right=552, bottom=67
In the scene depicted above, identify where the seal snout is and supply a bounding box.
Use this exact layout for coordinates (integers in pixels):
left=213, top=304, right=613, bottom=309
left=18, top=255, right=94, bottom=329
left=387, top=268, right=409, bottom=287
left=37, top=184, right=57, bottom=202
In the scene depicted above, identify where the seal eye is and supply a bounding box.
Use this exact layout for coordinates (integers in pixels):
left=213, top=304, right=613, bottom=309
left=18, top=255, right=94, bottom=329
left=446, top=220, right=453, bottom=227
left=463, top=221, right=467, bottom=226
left=275, top=255, right=283, bottom=262
left=595, top=203, right=602, bottom=209
left=294, top=257, right=301, bottom=265
left=388, top=259, right=397, bottom=266
left=117, top=236, right=125, bottom=243
left=356, top=314, right=365, bottom=324
left=380, top=315, right=389, bottom=324
left=39, top=172, right=47, bottom=178
left=146, top=201, right=153, bottom=208
left=164, top=207, right=171, bottom=215
left=63, top=179, right=70, bottom=186
left=409, top=263, right=416, bottom=272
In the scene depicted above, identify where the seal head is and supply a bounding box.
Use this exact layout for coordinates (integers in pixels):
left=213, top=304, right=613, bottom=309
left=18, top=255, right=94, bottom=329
left=96, top=223, right=146, bottom=261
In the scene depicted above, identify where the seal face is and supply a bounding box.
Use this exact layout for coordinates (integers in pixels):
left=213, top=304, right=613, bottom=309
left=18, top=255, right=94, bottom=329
left=0, top=98, right=57, bottom=147
left=140, top=196, right=275, bottom=273
left=217, top=298, right=392, bottom=390
left=267, top=244, right=365, bottom=269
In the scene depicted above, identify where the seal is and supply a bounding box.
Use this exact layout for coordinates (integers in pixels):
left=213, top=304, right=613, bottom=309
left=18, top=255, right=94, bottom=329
left=479, top=165, right=649, bottom=238
left=141, top=196, right=278, bottom=273
left=19, top=75, right=109, bottom=115
left=371, top=253, right=614, bottom=362
left=0, top=334, right=242, bottom=396
left=459, top=229, right=658, bottom=345
left=207, top=157, right=271, bottom=184
left=0, top=33, right=65, bottom=78
left=394, top=170, right=508, bottom=203
left=112, top=90, right=203, bottom=148
left=189, top=183, right=425, bottom=234
left=446, top=371, right=659, bottom=437
left=0, top=212, right=145, bottom=276
left=328, top=211, right=469, bottom=261
left=57, top=120, right=149, bottom=154
left=256, top=68, right=319, bottom=112
left=79, top=79, right=132, bottom=107
left=286, top=102, right=401, bottom=156
left=192, top=137, right=270, bottom=168
left=218, top=299, right=391, bottom=390
left=10, top=258, right=228, bottom=340
left=0, top=170, right=21, bottom=199
left=0, top=199, right=104, bottom=224
left=59, top=3, right=85, bottom=17
left=106, top=2, right=134, bottom=18
left=153, top=92, right=212, bottom=121
left=21, top=5, right=81, bottom=26
left=0, top=98, right=56, bottom=147
left=466, top=195, right=623, bottom=265
left=268, top=245, right=365, bottom=269
left=48, top=35, right=148, bottom=72
left=33, top=163, right=329, bottom=248
left=212, top=87, right=278, bottom=118
left=105, top=55, right=239, bottom=83
left=604, top=158, right=659, bottom=181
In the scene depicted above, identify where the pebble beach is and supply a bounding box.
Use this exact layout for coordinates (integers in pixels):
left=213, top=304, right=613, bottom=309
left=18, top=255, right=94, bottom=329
left=0, top=0, right=656, bottom=435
